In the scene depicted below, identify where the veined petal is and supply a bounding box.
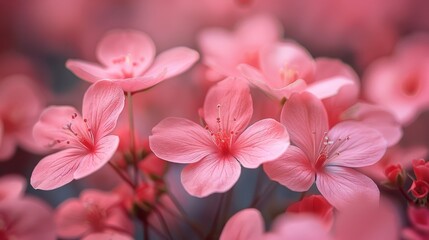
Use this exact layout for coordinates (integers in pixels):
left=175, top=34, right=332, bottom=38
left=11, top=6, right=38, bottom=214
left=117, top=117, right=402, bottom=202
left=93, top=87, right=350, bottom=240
left=73, top=135, right=119, bottom=179
left=281, top=92, right=329, bottom=162
left=220, top=208, right=265, bottom=240
left=326, top=121, right=387, bottom=168
left=306, top=76, right=354, bottom=99
left=66, top=60, right=111, bottom=83
left=316, top=166, right=379, bottom=210
left=264, top=146, right=315, bottom=192
left=31, top=149, right=83, bottom=190
left=204, top=78, right=253, bottom=134
left=82, top=81, right=125, bottom=140
left=143, top=47, right=199, bottom=80
left=181, top=154, right=241, bottom=197
left=96, top=29, right=156, bottom=74
left=233, top=119, right=289, bottom=168
left=149, top=118, right=216, bottom=164
left=33, top=106, right=81, bottom=149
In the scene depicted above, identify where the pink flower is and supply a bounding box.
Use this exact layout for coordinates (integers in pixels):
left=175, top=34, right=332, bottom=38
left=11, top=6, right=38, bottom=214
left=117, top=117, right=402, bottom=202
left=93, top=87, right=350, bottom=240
left=360, top=145, right=428, bottom=183
left=0, top=75, right=45, bottom=160
left=55, top=189, right=133, bottom=239
left=149, top=78, right=289, bottom=197
left=198, top=14, right=282, bottom=79
left=239, top=43, right=354, bottom=100
left=0, top=197, right=56, bottom=240
left=0, top=174, right=26, bottom=201
left=219, top=208, right=331, bottom=240
left=364, top=34, right=429, bottom=125
left=286, top=195, right=333, bottom=228
left=66, top=29, right=199, bottom=92
left=403, top=206, right=429, bottom=240
left=31, top=81, right=125, bottom=190
left=413, top=159, right=429, bottom=182
left=264, top=92, right=386, bottom=209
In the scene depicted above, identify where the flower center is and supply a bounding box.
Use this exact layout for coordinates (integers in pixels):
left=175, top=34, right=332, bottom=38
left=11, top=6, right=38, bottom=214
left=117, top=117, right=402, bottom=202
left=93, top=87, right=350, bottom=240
left=314, top=133, right=350, bottom=171
left=205, top=104, right=238, bottom=156
left=279, top=65, right=299, bottom=86
left=84, top=202, right=107, bottom=232
left=112, top=53, right=145, bottom=79
left=50, top=112, right=95, bottom=152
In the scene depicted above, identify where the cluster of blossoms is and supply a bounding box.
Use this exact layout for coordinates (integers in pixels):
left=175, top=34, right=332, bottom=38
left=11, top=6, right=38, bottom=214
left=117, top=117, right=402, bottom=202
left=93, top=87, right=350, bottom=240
left=1, top=2, right=429, bottom=239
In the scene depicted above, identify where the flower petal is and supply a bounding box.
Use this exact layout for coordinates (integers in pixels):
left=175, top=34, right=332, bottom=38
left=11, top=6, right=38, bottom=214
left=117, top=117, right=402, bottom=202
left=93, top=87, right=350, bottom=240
left=96, top=29, right=156, bottom=74
left=66, top=60, right=111, bottom=83
left=306, top=76, right=354, bottom=99
left=259, top=42, right=315, bottom=89
left=82, top=81, right=125, bottom=140
left=31, top=149, right=83, bottom=190
left=281, top=92, right=329, bottom=162
left=204, top=78, right=253, bottom=134
left=0, top=134, right=16, bottom=160
left=181, top=154, right=241, bottom=197
left=316, top=166, right=379, bottom=210
left=263, top=146, right=315, bottom=192
left=55, top=199, right=89, bottom=238
left=73, top=135, right=119, bottom=179
left=326, top=121, right=387, bottom=168
left=233, top=118, right=289, bottom=168
left=144, top=47, right=199, bottom=80
left=149, top=117, right=215, bottom=164
left=32, top=106, right=81, bottom=149
left=220, top=208, right=265, bottom=240
left=0, top=174, right=26, bottom=200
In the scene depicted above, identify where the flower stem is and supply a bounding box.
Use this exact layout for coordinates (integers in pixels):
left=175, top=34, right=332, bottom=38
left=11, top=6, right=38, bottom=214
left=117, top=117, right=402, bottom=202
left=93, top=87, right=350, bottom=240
left=398, top=186, right=413, bottom=204
left=107, top=161, right=135, bottom=188
left=127, top=91, right=139, bottom=186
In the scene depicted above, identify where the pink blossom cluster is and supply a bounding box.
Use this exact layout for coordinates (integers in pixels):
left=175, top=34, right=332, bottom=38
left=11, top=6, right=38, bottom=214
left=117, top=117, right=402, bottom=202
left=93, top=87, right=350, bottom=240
left=1, top=1, right=429, bottom=239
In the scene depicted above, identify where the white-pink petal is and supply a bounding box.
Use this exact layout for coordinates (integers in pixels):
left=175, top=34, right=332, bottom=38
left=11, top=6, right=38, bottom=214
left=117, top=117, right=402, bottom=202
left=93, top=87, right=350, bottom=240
left=233, top=119, right=289, bottom=168
left=66, top=60, right=111, bottom=83
left=264, top=146, right=315, bottom=192
left=316, top=166, right=379, bottom=210
left=144, top=47, right=199, bottom=80
left=96, top=29, right=156, bottom=74
left=149, top=117, right=215, bottom=164
left=326, top=121, right=387, bottom=168
left=306, top=76, right=354, bottom=99
left=181, top=154, right=241, bottom=197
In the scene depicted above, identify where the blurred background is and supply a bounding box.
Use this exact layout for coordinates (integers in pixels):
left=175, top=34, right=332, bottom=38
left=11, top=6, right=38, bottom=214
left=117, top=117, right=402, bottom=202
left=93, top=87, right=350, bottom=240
left=1, top=0, right=429, bottom=238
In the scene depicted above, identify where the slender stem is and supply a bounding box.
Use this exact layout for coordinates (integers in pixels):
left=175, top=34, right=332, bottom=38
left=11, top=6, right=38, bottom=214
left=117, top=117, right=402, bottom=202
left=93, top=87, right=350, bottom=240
left=146, top=219, right=169, bottom=240
left=127, top=91, right=139, bottom=186
left=108, top=162, right=135, bottom=188
left=299, top=191, right=307, bottom=201
left=153, top=208, right=173, bottom=240
left=251, top=182, right=276, bottom=208
left=206, top=194, right=225, bottom=239
left=398, top=186, right=413, bottom=204
left=158, top=201, right=204, bottom=239
left=143, top=217, right=149, bottom=240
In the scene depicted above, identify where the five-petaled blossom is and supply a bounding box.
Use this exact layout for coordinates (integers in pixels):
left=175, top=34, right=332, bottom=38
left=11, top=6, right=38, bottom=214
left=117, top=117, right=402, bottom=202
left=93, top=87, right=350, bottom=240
left=149, top=78, right=290, bottom=197
left=31, top=81, right=125, bottom=190
left=264, top=92, right=386, bottom=209
left=66, top=29, right=200, bottom=92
